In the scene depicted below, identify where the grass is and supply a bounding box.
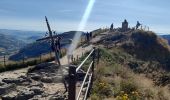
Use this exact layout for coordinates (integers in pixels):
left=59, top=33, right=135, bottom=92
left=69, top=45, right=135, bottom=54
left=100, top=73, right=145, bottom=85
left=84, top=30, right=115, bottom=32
left=90, top=47, right=170, bottom=100
left=0, top=49, right=66, bottom=73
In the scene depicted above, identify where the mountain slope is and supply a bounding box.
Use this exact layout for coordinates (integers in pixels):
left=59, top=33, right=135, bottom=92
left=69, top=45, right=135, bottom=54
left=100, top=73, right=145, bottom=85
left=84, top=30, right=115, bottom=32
left=0, top=33, right=26, bottom=55
left=99, top=30, right=170, bottom=70
left=0, top=29, right=44, bottom=43
left=91, top=30, right=170, bottom=99
left=9, top=31, right=85, bottom=61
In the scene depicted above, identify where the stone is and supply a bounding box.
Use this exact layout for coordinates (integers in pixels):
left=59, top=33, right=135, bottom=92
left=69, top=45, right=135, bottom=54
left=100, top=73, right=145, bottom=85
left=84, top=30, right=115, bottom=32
left=0, top=84, right=15, bottom=95
left=16, top=90, right=35, bottom=100
left=49, top=91, right=67, bottom=100
left=0, top=81, right=5, bottom=86
left=41, top=77, right=53, bottom=83
left=28, top=83, right=44, bottom=88
left=29, top=73, right=41, bottom=81
left=2, top=78, right=20, bottom=84
left=52, top=76, right=63, bottom=83
left=1, top=94, right=16, bottom=100
left=30, top=87, right=43, bottom=95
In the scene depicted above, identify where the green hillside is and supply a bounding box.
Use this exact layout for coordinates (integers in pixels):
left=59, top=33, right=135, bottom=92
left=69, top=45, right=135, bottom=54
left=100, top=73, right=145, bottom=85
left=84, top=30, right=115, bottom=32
left=90, top=30, right=170, bottom=100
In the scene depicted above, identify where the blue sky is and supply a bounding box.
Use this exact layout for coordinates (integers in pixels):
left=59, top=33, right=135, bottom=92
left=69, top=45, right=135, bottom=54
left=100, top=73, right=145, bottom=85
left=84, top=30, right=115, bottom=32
left=0, top=0, right=170, bottom=33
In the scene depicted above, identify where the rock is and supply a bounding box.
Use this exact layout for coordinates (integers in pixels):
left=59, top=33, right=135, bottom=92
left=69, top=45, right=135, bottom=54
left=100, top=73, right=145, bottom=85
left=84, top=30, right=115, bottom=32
left=52, top=76, right=63, bottom=83
left=0, top=81, right=5, bottom=86
left=2, top=77, right=31, bottom=85
left=49, top=92, right=66, bottom=100
left=16, top=90, right=35, bottom=100
left=29, top=73, right=41, bottom=81
left=28, top=83, right=44, bottom=88
left=30, top=87, right=43, bottom=95
left=28, top=63, right=54, bottom=73
left=0, top=84, right=15, bottom=95
left=41, top=77, right=53, bottom=83
left=2, top=78, right=20, bottom=84
left=1, top=94, right=16, bottom=100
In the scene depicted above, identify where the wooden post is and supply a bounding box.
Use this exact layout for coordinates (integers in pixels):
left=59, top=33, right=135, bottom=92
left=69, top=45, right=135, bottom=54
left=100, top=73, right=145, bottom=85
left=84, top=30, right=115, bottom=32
left=92, top=47, right=96, bottom=72
left=68, top=65, right=76, bottom=100
left=3, top=55, right=6, bottom=67
left=97, top=48, right=100, bottom=64
left=77, top=55, right=79, bottom=61
left=22, top=54, right=25, bottom=64
left=40, top=54, right=42, bottom=62
left=88, top=47, right=96, bottom=97
left=82, top=52, right=84, bottom=57
left=50, top=51, right=52, bottom=59
left=71, top=55, right=74, bottom=62
left=74, top=58, right=76, bottom=62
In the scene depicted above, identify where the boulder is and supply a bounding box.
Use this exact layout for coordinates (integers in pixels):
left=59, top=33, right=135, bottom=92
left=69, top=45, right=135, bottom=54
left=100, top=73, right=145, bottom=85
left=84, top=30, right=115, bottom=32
left=2, top=78, right=20, bottom=84
left=29, top=73, right=41, bottom=81
left=1, top=94, right=16, bottom=100
left=30, top=87, right=43, bottom=95
left=0, top=84, right=15, bottom=95
left=16, top=90, right=35, bottom=100
left=41, top=77, right=53, bottom=83
left=0, top=81, right=5, bottom=86
left=49, top=91, right=66, bottom=100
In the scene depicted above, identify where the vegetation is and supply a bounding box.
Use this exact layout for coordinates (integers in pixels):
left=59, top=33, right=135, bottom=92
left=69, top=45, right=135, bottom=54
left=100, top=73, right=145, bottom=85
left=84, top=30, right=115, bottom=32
left=0, top=50, right=66, bottom=72
left=9, top=31, right=85, bottom=61
left=0, top=33, right=26, bottom=55
left=90, top=47, right=170, bottom=100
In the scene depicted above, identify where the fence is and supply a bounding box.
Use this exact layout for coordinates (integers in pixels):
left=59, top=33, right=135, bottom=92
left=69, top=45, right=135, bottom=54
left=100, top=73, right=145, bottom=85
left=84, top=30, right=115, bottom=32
left=0, top=56, right=6, bottom=66
left=68, top=48, right=97, bottom=100
left=0, top=48, right=67, bottom=72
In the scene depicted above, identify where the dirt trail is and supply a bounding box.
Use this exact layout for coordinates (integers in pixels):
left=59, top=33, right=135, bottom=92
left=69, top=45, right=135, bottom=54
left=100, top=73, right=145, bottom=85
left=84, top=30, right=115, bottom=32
left=0, top=33, right=107, bottom=99
left=0, top=45, right=92, bottom=79
left=0, top=31, right=103, bottom=80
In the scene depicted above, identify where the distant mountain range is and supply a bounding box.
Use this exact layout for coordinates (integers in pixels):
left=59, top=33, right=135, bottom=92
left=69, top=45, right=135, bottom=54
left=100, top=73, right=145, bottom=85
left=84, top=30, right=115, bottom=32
left=160, top=35, right=170, bottom=44
left=9, top=31, right=85, bottom=61
left=0, top=33, right=26, bottom=55
left=0, top=29, right=45, bottom=43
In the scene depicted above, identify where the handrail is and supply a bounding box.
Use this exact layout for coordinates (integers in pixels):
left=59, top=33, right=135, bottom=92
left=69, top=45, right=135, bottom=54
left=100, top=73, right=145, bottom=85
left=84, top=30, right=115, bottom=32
left=83, top=73, right=92, bottom=100
left=68, top=48, right=97, bottom=100
left=76, top=61, right=93, bottom=100
left=76, top=49, right=94, bottom=72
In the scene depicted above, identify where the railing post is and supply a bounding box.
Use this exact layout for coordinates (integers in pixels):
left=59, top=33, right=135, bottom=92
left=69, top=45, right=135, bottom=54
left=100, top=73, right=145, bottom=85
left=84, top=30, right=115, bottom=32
left=40, top=54, right=42, bottom=62
left=22, top=54, right=25, bottom=64
left=68, top=65, right=77, bottom=100
left=3, top=55, right=6, bottom=67
left=77, top=55, right=79, bottom=61
left=97, top=48, right=100, bottom=64
left=92, top=47, right=96, bottom=73
left=88, top=47, right=96, bottom=97
left=71, top=55, right=74, bottom=62
left=50, top=51, right=52, bottom=59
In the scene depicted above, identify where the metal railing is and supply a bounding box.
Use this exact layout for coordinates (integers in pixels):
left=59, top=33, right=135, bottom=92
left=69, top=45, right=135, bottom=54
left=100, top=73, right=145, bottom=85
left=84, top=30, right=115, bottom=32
left=68, top=47, right=96, bottom=100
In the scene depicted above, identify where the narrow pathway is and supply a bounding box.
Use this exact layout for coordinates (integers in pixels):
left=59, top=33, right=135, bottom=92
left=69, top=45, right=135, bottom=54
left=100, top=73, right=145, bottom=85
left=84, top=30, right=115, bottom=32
left=0, top=45, right=92, bottom=79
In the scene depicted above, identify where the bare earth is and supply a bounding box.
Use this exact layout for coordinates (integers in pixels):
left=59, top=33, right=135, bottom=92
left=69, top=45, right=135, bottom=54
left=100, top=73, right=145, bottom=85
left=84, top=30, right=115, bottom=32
left=0, top=45, right=92, bottom=79
left=0, top=34, right=104, bottom=99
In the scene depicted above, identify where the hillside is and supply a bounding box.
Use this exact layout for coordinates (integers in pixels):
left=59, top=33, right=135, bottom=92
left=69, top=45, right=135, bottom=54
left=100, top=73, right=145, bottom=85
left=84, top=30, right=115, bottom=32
left=9, top=31, right=85, bottom=61
left=0, top=33, right=26, bottom=55
left=0, top=29, right=44, bottom=43
left=91, top=30, right=170, bottom=99
left=160, top=35, right=170, bottom=44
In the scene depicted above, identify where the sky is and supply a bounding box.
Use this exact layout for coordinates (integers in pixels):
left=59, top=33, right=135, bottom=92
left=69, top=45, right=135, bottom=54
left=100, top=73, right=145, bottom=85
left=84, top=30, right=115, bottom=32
left=0, top=0, right=170, bottom=34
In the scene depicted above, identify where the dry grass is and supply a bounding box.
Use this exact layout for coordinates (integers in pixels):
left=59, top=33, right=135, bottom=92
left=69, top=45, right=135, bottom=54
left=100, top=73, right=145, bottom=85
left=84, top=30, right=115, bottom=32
left=90, top=47, right=170, bottom=100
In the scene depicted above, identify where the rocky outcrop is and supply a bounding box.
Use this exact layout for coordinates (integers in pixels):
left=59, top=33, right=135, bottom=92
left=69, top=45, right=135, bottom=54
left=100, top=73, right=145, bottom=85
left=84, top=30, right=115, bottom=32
left=0, top=62, right=68, bottom=100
